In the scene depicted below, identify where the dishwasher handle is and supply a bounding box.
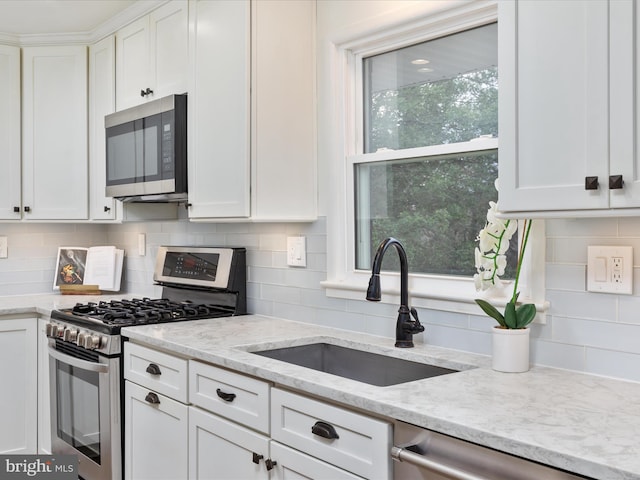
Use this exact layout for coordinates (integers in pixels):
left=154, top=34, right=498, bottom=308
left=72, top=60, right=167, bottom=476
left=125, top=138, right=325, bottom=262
left=391, top=446, right=487, bottom=480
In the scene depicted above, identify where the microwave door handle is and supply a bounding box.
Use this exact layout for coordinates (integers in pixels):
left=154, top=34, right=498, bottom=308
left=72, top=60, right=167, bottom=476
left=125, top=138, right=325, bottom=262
left=48, top=345, right=110, bottom=374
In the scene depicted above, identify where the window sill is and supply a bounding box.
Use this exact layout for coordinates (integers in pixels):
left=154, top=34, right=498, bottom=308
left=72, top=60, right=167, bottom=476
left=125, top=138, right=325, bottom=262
left=320, top=276, right=549, bottom=323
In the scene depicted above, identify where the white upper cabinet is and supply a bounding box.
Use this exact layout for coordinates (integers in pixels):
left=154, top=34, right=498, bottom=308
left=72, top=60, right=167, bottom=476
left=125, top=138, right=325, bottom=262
left=22, top=45, right=88, bottom=220
left=116, top=0, right=188, bottom=110
left=89, top=36, right=119, bottom=221
left=0, top=45, right=21, bottom=220
left=499, top=0, right=640, bottom=215
left=187, top=0, right=317, bottom=221
left=250, top=0, right=317, bottom=221
left=187, top=0, right=251, bottom=218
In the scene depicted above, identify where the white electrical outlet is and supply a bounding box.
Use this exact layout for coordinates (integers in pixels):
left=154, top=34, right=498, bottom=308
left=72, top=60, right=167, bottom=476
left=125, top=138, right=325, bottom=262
left=287, top=236, right=307, bottom=267
left=0, top=236, right=7, bottom=259
left=587, top=246, right=633, bottom=294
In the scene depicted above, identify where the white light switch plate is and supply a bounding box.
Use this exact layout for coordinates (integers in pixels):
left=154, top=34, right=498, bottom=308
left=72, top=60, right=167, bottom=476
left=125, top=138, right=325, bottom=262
left=138, top=233, right=146, bottom=256
left=0, top=236, right=7, bottom=258
left=587, top=246, right=633, bottom=294
left=287, top=236, right=306, bottom=267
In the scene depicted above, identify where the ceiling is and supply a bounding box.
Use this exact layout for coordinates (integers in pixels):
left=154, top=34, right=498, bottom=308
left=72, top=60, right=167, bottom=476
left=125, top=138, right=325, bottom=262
left=0, top=0, right=138, bottom=35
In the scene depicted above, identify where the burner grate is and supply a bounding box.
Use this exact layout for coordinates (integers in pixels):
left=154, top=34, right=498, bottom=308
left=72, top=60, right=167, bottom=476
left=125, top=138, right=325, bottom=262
left=63, top=297, right=237, bottom=330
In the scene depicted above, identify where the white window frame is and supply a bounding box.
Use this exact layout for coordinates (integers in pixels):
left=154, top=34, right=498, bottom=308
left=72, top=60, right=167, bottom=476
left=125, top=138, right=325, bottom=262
left=321, top=1, right=549, bottom=320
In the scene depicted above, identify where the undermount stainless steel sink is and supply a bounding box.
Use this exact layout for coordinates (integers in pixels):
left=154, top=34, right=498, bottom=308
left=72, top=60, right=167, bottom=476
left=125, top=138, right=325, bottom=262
left=252, top=343, right=459, bottom=386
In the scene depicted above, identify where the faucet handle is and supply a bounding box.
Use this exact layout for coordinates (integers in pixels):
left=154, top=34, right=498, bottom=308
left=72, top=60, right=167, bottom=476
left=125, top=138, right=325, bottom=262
left=409, top=308, right=425, bottom=333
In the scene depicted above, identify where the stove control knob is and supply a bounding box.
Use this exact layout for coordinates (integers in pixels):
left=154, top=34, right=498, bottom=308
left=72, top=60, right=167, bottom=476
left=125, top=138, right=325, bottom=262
left=77, top=332, right=86, bottom=347
left=45, top=323, right=55, bottom=337
left=86, top=335, right=102, bottom=350
left=63, top=328, right=78, bottom=342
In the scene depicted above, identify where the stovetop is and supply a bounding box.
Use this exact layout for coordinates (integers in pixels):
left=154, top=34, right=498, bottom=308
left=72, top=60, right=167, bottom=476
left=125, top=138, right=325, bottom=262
left=51, top=298, right=238, bottom=334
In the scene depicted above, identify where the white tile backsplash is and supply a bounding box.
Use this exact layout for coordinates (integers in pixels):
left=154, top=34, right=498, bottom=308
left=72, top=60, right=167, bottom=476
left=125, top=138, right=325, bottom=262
left=2, top=216, right=640, bottom=382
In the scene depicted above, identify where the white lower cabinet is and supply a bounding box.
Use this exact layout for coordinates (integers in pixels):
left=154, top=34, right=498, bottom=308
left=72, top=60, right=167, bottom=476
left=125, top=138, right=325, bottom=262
left=189, top=406, right=268, bottom=480
left=125, top=381, right=189, bottom=480
left=37, top=318, right=51, bottom=454
left=189, top=361, right=391, bottom=480
left=270, top=442, right=362, bottom=480
left=124, top=342, right=189, bottom=480
left=0, top=317, right=37, bottom=454
left=125, top=344, right=391, bottom=479
left=271, top=388, right=392, bottom=480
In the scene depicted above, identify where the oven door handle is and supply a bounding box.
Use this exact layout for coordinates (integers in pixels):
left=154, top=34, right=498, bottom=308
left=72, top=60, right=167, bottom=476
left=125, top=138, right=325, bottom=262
left=48, top=346, right=110, bottom=373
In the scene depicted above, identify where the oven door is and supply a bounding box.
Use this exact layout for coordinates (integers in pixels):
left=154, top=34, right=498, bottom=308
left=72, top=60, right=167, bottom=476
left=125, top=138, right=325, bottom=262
left=49, top=340, right=121, bottom=480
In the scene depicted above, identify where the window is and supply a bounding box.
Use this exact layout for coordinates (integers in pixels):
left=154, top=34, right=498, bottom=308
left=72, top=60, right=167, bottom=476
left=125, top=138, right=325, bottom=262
left=354, top=23, right=511, bottom=277
left=323, top=3, right=545, bottom=316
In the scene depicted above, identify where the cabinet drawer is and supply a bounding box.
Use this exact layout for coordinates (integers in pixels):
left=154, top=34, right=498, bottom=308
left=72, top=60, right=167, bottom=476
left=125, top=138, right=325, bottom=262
left=271, top=388, right=392, bottom=479
left=189, top=360, right=270, bottom=433
left=124, top=342, right=188, bottom=403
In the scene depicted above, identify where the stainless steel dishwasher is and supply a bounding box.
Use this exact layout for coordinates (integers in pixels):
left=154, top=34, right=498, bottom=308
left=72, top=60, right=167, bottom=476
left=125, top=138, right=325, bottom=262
left=392, top=421, right=591, bottom=480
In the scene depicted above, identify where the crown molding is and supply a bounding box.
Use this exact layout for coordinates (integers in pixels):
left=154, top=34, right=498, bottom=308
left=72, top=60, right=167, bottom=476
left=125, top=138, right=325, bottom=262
left=1, top=0, right=168, bottom=46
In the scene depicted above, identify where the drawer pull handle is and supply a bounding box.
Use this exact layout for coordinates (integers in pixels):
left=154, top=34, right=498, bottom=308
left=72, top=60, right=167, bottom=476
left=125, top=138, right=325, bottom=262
left=311, top=421, right=340, bottom=440
left=146, top=363, right=162, bottom=375
left=265, top=459, right=277, bottom=471
left=252, top=453, right=263, bottom=464
left=216, top=388, right=236, bottom=402
left=145, top=392, right=160, bottom=405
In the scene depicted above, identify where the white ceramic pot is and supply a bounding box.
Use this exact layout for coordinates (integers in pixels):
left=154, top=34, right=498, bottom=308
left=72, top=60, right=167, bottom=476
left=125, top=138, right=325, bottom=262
left=492, top=326, right=530, bottom=373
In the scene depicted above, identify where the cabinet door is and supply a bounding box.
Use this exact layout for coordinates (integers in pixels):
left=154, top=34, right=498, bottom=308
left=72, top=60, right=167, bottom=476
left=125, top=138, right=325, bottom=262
left=189, top=406, right=268, bottom=480
left=0, top=45, right=21, bottom=220
left=610, top=0, right=640, bottom=208
left=89, top=36, right=118, bottom=220
left=37, top=319, right=51, bottom=454
left=22, top=46, right=88, bottom=220
left=117, top=2, right=188, bottom=110
left=0, top=318, right=37, bottom=454
left=116, top=16, right=151, bottom=110
left=251, top=0, right=317, bottom=221
left=270, top=442, right=362, bottom=480
left=125, top=381, right=188, bottom=480
left=150, top=0, right=188, bottom=98
left=187, top=0, right=251, bottom=219
left=498, top=0, right=609, bottom=212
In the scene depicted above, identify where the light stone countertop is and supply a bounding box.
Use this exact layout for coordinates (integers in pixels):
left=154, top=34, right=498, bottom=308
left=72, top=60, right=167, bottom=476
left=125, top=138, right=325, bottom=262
left=120, top=314, right=640, bottom=480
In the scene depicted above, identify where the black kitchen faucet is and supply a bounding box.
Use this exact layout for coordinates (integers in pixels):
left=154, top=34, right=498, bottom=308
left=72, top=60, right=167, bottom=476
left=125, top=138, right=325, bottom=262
left=366, top=237, right=424, bottom=348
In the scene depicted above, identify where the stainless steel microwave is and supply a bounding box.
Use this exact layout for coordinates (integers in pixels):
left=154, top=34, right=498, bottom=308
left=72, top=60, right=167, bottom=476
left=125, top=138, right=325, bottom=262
left=105, top=94, right=187, bottom=202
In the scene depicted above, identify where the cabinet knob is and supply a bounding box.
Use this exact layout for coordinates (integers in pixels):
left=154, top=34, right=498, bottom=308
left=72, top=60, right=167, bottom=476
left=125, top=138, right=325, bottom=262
left=585, top=176, right=599, bottom=190
left=13, top=206, right=19, bottom=213
left=144, top=392, right=161, bottom=405
left=609, top=175, right=624, bottom=189
left=104, top=206, right=111, bottom=212
left=252, top=453, right=264, bottom=465
left=24, top=206, right=31, bottom=212
left=311, top=421, right=340, bottom=440
left=140, top=87, right=154, bottom=97
left=265, top=459, right=277, bottom=471
left=216, top=388, right=236, bottom=402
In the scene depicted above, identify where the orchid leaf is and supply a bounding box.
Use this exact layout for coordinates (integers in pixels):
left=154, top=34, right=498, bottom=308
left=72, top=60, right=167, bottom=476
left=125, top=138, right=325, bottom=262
left=504, top=301, right=518, bottom=329
left=474, top=299, right=506, bottom=327
left=516, top=303, right=536, bottom=329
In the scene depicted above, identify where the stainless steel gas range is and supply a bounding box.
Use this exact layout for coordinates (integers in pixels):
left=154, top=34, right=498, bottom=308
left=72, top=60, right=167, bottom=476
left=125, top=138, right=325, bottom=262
left=45, top=246, right=247, bottom=480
